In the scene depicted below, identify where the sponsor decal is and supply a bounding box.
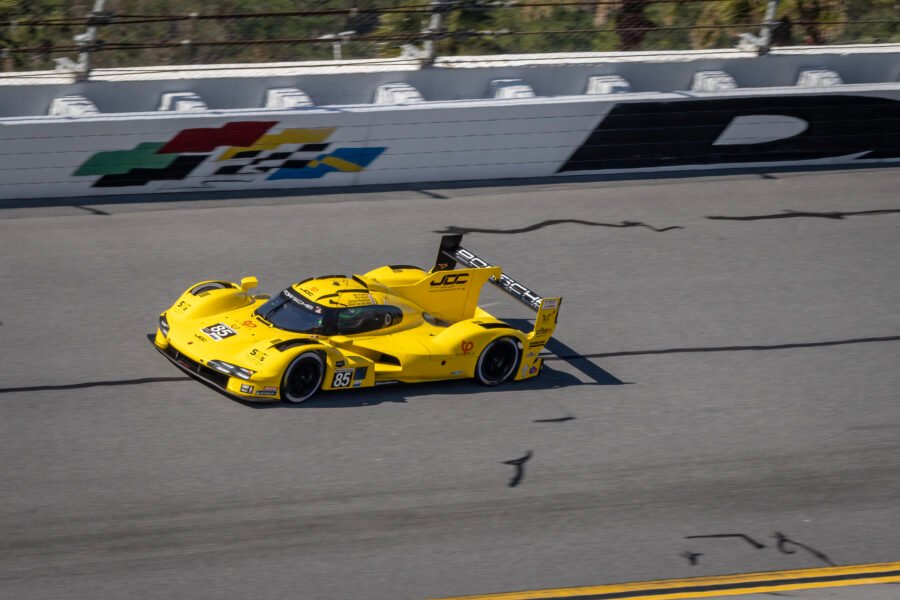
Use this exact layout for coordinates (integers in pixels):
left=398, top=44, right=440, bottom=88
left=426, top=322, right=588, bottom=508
left=454, top=248, right=543, bottom=310
left=528, top=341, right=545, bottom=349
left=460, top=340, right=475, bottom=354
left=282, top=289, right=319, bottom=312
left=430, top=273, right=469, bottom=287
left=74, top=121, right=386, bottom=187
left=240, top=384, right=254, bottom=394
left=559, top=95, right=900, bottom=173
left=345, top=293, right=375, bottom=307
left=374, top=380, right=400, bottom=386
left=257, top=386, right=278, bottom=396
left=542, top=298, right=558, bottom=309
left=248, top=348, right=267, bottom=364
left=332, top=369, right=353, bottom=388
left=202, top=323, right=237, bottom=341
left=450, top=370, right=463, bottom=376
left=535, top=327, right=551, bottom=337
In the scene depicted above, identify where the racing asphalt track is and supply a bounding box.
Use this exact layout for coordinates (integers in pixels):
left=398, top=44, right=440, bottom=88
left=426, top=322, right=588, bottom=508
left=1, top=167, right=899, bottom=600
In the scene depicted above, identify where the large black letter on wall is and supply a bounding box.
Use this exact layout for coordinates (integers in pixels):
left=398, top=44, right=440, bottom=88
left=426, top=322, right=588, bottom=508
left=559, top=95, right=900, bottom=172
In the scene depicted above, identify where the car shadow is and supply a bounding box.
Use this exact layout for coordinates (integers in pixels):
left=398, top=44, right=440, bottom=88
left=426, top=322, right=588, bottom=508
left=230, top=362, right=592, bottom=409
left=148, top=324, right=626, bottom=409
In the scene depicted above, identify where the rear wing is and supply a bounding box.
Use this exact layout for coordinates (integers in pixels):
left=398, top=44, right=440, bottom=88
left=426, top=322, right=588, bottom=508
left=432, top=234, right=552, bottom=313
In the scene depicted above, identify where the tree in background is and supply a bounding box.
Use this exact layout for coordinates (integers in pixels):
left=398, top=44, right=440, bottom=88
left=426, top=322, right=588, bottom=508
left=0, top=0, right=897, bottom=70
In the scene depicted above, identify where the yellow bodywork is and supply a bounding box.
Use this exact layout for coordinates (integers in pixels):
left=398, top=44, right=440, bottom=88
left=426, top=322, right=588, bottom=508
left=154, top=261, right=560, bottom=402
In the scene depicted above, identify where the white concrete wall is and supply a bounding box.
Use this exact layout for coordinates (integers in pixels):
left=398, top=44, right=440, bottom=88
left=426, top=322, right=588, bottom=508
left=1, top=46, right=898, bottom=201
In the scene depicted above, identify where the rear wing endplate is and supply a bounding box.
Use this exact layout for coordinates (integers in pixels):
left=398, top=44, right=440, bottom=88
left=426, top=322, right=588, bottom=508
left=432, top=234, right=551, bottom=313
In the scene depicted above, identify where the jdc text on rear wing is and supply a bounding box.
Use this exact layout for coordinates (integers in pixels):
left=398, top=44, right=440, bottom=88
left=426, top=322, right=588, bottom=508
left=432, top=234, right=562, bottom=372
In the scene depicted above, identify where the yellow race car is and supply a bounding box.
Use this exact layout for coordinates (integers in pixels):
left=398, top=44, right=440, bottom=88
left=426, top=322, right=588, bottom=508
left=153, top=235, right=561, bottom=403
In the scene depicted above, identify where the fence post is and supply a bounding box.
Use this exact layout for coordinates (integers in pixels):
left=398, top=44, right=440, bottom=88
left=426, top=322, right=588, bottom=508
left=759, top=0, right=779, bottom=51
left=422, top=0, right=455, bottom=61
left=71, top=0, right=108, bottom=80
left=738, top=0, right=779, bottom=55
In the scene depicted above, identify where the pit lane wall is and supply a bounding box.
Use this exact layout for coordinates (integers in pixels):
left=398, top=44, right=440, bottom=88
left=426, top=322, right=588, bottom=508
left=0, top=45, right=898, bottom=201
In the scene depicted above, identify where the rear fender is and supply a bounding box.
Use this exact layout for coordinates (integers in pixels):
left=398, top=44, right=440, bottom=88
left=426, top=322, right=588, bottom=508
left=431, top=321, right=525, bottom=376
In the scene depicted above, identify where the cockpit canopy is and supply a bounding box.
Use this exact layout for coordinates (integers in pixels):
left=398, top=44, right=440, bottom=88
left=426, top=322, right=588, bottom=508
left=256, top=280, right=404, bottom=336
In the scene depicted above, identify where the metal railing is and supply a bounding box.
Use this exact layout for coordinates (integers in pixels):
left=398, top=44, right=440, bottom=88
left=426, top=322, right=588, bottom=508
left=1, top=0, right=897, bottom=77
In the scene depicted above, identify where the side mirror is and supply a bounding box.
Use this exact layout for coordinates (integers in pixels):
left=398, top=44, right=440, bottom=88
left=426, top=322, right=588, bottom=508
left=239, top=276, right=258, bottom=292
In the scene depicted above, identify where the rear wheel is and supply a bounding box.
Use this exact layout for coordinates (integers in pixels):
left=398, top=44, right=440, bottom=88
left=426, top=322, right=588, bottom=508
left=475, top=337, right=519, bottom=386
left=282, top=352, right=324, bottom=403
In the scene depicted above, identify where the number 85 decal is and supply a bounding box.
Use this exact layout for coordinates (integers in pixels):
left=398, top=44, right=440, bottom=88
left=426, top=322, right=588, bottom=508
left=332, top=369, right=353, bottom=388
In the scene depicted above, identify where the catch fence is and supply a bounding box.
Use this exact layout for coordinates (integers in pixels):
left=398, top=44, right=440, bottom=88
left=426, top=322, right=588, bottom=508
left=1, top=0, right=897, bottom=76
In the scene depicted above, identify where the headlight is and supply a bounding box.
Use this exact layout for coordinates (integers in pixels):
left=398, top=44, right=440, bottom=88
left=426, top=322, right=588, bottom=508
left=159, top=313, right=170, bottom=337
left=207, top=360, right=256, bottom=380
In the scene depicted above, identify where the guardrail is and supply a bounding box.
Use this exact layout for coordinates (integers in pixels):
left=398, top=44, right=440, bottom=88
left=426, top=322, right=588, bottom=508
left=0, top=45, right=897, bottom=201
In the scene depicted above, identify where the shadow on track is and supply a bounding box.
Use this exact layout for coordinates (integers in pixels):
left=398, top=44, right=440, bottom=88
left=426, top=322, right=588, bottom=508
left=233, top=363, right=590, bottom=409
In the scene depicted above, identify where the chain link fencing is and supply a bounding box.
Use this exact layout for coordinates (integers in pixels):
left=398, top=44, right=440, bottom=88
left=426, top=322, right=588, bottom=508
left=1, top=0, right=897, bottom=74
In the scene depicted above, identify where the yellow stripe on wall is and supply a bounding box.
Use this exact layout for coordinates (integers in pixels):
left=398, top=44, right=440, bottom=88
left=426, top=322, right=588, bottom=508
left=217, top=128, right=335, bottom=160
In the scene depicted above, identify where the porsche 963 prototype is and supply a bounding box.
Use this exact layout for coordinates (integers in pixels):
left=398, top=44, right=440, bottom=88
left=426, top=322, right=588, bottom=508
left=153, top=235, right=561, bottom=402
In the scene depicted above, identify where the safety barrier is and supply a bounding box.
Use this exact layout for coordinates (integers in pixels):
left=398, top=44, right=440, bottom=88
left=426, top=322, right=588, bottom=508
left=0, top=45, right=898, bottom=200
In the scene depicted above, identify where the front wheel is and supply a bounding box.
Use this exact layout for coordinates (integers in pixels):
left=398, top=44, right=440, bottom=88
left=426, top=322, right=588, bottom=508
left=475, top=337, right=520, bottom=386
left=282, top=352, right=324, bottom=403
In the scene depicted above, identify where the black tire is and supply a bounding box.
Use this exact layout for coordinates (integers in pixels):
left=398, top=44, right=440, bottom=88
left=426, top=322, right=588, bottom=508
left=282, top=352, right=324, bottom=403
left=474, top=337, right=520, bottom=386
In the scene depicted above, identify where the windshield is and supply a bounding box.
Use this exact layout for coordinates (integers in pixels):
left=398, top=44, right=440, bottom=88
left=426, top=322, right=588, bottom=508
left=255, top=289, right=326, bottom=334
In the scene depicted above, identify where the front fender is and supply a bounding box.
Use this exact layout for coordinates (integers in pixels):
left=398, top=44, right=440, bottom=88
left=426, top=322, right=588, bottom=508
left=275, top=341, right=376, bottom=391
left=165, top=279, right=257, bottom=323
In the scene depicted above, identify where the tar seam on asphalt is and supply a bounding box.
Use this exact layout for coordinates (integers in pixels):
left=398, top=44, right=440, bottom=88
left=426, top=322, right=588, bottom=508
left=686, top=533, right=768, bottom=549
left=0, top=376, right=191, bottom=394
left=533, top=416, right=576, bottom=423
left=543, top=335, right=900, bottom=360
left=72, top=204, right=111, bottom=216
left=680, top=551, right=703, bottom=566
left=707, top=208, right=900, bottom=221
left=416, top=189, right=449, bottom=199
left=503, top=451, right=532, bottom=488
left=434, top=219, right=682, bottom=235
left=775, top=532, right=835, bottom=566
